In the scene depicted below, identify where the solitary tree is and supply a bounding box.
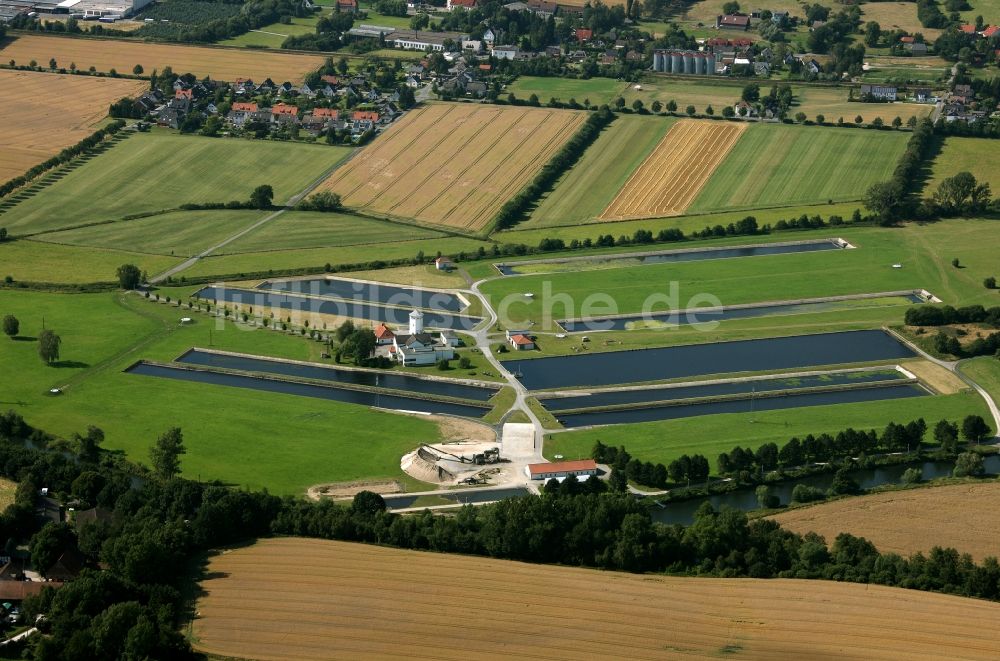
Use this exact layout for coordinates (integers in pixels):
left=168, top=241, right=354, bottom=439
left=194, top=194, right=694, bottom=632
left=49, top=58, right=57, bottom=70
left=934, top=419, right=959, bottom=452
left=38, top=329, right=61, bottom=364
left=351, top=490, right=386, bottom=515
left=651, top=100, right=662, bottom=113
left=953, top=451, right=985, bottom=477
left=666, top=99, right=677, bottom=113
left=116, top=264, right=142, bottom=290
left=30, top=522, right=76, bottom=577
left=249, top=185, right=274, bottom=209
left=150, top=427, right=185, bottom=479
left=685, top=104, right=696, bottom=116
left=962, top=415, right=991, bottom=444
left=985, top=276, right=997, bottom=289
left=2, top=314, right=18, bottom=339
left=132, top=64, right=143, bottom=75
left=75, top=425, right=104, bottom=463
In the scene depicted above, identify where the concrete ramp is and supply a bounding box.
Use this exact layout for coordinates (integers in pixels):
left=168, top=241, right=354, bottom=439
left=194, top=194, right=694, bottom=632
left=501, top=423, right=536, bottom=459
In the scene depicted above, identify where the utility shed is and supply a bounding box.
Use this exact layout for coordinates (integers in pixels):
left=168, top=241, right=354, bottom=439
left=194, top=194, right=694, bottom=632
left=525, top=459, right=598, bottom=481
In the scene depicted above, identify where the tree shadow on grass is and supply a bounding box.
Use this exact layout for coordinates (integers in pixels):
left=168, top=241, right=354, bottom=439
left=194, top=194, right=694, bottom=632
left=10, top=336, right=36, bottom=342
left=49, top=360, right=89, bottom=369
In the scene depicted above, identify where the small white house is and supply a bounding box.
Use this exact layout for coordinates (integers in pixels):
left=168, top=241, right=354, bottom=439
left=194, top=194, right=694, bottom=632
left=391, top=310, right=455, bottom=365
left=435, top=256, right=454, bottom=271
left=439, top=330, right=460, bottom=347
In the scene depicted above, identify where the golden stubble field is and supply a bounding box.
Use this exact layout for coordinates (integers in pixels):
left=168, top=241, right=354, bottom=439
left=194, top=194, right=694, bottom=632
left=317, top=103, right=585, bottom=231
left=0, top=34, right=324, bottom=82
left=600, top=119, right=746, bottom=220
left=770, top=481, right=1000, bottom=562
left=192, top=537, right=1000, bottom=660
left=0, top=68, right=145, bottom=183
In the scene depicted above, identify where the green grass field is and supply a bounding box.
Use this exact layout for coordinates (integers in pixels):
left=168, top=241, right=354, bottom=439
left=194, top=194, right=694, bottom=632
left=543, top=391, right=989, bottom=472
left=495, top=202, right=864, bottom=246
left=0, top=290, right=445, bottom=494
left=505, top=76, right=627, bottom=106
left=0, top=239, right=180, bottom=284
left=959, top=358, right=1000, bottom=409
left=961, top=0, right=1000, bottom=24
left=526, top=115, right=674, bottom=227
left=34, top=210, right=268, bottom=257
left=219, top=16, right=320, bottom=48
left=794, top=85, right=933, bottom=123
left=1, top=131, right=351, bottom=235
left=621, top=76, right=743, bottom=113
left=480, top=220, right=1000, bottom=330
left=216, top=211, right=447, bottom=254
left=927, top=137, right=1000, bottom=195
left=687, top=124, right=907, bottom=213
left=184, top=236, right=493, bottom=278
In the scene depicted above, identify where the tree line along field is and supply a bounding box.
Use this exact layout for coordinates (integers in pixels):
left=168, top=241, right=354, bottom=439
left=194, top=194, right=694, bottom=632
left=316, top=103, right=586, bottom=232
left=0, top=289, right=447, bottom=494
left=769, top=481, right=1000, bottom=562
left=0, top=34, right=325, bottom=82
left=860, top=1, right=945, bottom=40
left=192, top=537, right=1000, bottom=661
left=927, top=136, right=1000, bottom=195
left=0, top=131, right=351, bottom=235
left=600, top=119, right=746, bottom=220
left=504, top=76, right=628, bottom=105
left=686, top=123, right=907, bottom=213
left=528, top=115, right=675, bottom=226
left=0, top=69, right=145, bottom=184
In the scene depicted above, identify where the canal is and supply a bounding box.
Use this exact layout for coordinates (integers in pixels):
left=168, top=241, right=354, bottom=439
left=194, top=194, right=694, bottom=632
left=126, top=362, right=490, bottom=418
left=195, top=286, right=481, bottom=331
left=512, top=330, right=917, bottom=390
left=177, top=349, right=498, bottom=402
left=258, top=277, right=466, bottom=313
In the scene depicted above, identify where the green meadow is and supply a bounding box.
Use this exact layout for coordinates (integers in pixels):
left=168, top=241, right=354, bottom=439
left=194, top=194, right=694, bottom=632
left=0, top=290, right=446, bottom=494
left=1, top=131, right=350, bottom=235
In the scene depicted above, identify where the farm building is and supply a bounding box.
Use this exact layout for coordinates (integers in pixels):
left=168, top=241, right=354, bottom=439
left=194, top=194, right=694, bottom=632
left=860, top=84, right=898, bottom=101
left=525, top=459, right=598, bottom=481
left=716, top=14, right=750, bottom=30
left=652, top=50, right=715, bottom=75
left=374, top=323, right=395, bottom=345
left=389, top=29, right=470, bottom=51
left=435, top=256, right=454, bottom=270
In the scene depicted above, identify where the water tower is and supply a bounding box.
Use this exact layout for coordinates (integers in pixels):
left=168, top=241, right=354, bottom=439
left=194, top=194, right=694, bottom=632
left=409, top=309, right=424, bottom=335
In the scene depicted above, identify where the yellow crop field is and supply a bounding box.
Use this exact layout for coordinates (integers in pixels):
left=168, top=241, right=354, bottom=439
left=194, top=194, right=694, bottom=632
left=193, top=537, right=1000, bottom=661
left=0, top=34, right=324, bottom=83
left=317, top=103, right=585, bottom=231
left=770, top=481, right=1000, bottom=562
left=0, top=69, right=145, bottom=183
left=600, top=119, right=745, bottom=220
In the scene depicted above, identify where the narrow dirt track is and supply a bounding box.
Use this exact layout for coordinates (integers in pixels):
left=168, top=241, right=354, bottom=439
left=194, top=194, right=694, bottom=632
left=601, top=119, right=746, bottom=220
left=193, top=537, right=1000, bottom=661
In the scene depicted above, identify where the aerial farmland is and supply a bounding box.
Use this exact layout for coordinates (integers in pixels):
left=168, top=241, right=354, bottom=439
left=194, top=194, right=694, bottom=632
left=1, top=3, right=1000, bottom=656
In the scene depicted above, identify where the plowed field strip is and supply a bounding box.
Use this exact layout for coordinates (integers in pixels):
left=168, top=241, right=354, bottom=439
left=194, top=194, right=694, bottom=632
left=448, top=111, right=586, bottom=229
left=323, top=105, right=465, bottom=205
left=316, top=104, right=584, bottom=231
left=600, top=119, right=745, bottom=220
left=193, top=537, right=1000, bottom=661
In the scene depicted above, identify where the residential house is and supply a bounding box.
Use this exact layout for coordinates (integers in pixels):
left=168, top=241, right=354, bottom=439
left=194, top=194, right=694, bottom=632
left=983, top=25, right=1000, bottom=38
left=298, top=82, right=316, bottom=98
left=754, top=61, right=771, bottom=76
left=907, top=42, right=928, bottom=55
left=717, top=14, right=750, bottom=30
left=435, top=256, right=454, bottom=270
left=914, top=88, right=932, bottom=102
left=600, top=50, right=617, bottom=65
left=574, top=28, right=592, bottom=42
left=568, top=49, right=587, bottom=62
left=860, top=84, right=897, bottom=101
left=462, top=39, right=484, bottom=53
left=269, top=102, right=300, bottom=124
left=493, top=44, right=519, bottom=60
left=465, top=81, right=488, bottom=97
left=352, top=110, right=380, bottom=133
left=545, top=45, right=562, bottom=57
left=771, top=10, right=787, bottom=24
left=133, top=89, right=163, bottom=115
left=447, top=0, right=476, bottom=9
left=483, top=27, right=501, bottom=47
left=302, top=107, right=339, bottom=134
left=257, top=78, right=276, bottom=93
left=45, top=550, right=83, bottom=582
left=175, top=88, right=193, bottom=101
left=228, top=101, right=259, bottom=126
left=804, top=58, right=821, bottom=74
left=439, top=330, right=460, bottom=347
left=954, top=83, right=974, bottom=98
left=337, top=0, right=357, bottom=11
left=321, top=74, right=341, bottom=85
left=374, top=323, right=395, bottom=345
left=733, top=100, right=759, bottom=117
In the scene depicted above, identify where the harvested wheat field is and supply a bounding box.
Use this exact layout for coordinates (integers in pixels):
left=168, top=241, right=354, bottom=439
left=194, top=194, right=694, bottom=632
left=317, top=103, right=585, bottom=231
left=0, top=34, right=324, bottom=83
left=770, top=481, right=1000, bottom=562
left=193, top=537, right=1000, bottom=661
left=600, top=119, right=746, bottom=221
left=0, top=69, right=145, bottom=183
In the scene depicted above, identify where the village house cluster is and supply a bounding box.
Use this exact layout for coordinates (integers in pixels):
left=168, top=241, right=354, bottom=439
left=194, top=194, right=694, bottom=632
left=132, top=72, right=405, bottom=139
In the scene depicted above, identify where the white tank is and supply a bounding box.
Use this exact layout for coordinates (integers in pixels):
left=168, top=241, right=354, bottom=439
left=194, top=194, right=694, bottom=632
left=684, top=53, right=695, bottom=74
left=670, top=53, right=683, bottom=73
left=408, top=309, right=424, bottom=335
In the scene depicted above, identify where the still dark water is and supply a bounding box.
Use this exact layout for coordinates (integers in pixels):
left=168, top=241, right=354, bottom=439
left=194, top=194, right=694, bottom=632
left=512, top=330, right=916, bottom=390
left=195, top=286, right=481, bottom=331
left=258, top=278, right=466, bottom=312
left=496, top=239, right=845, bottom=275
left=539, top=370, right=905, bottom=411
left=383, top=487, right=531, bottom=509
left=177, top=349, right=497, bottom=401
left=560, top=294, right=923, bottom=332
left=126, top=362, right=489, bottom=417
left=651, top=455, right=1000, bottom=526
left=555, top=384, right=927, bottom=427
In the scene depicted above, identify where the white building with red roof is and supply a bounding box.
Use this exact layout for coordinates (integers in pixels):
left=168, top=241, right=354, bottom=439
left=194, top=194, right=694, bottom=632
left=525, top=460, right=598, bottom=481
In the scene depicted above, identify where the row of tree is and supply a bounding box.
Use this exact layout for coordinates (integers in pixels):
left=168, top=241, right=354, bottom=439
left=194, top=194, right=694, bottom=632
left=863, top=117, right=935, bottom=222
left=906, top=303, right=1000, bottom=327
